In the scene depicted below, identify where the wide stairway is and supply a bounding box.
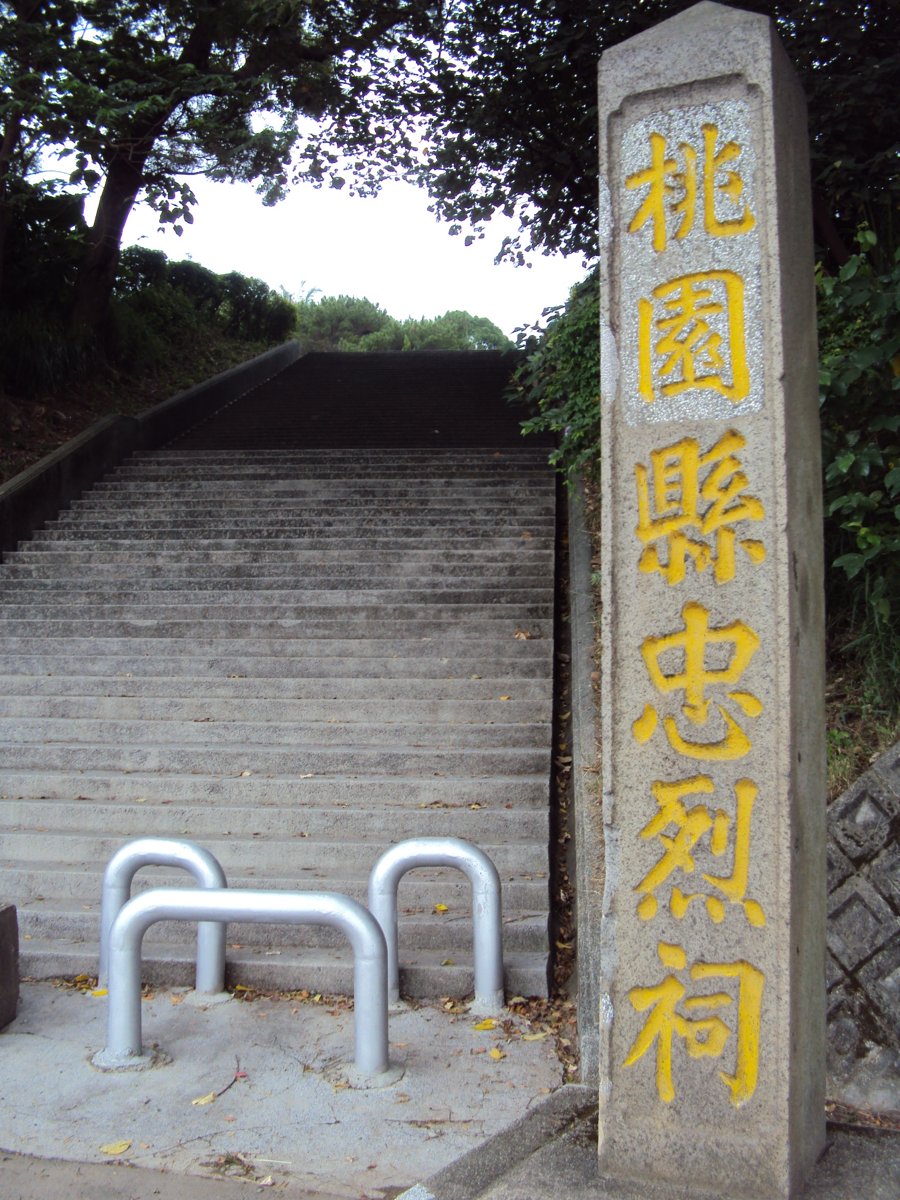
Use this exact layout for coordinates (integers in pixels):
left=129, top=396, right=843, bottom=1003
left=0, top=352, right=558, bottom=997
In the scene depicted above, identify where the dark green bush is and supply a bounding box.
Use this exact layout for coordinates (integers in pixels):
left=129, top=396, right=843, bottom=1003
left=166, top=260, right=226, bottom=314
left=114, top=247, right=169, bottom=295
left=219, top=271, right=295, bottom=342
left=817, top=230, right=900, bottom=709
left=512, top=269, right=601, bottom=485
left=518, top=237, right=899, bottom=718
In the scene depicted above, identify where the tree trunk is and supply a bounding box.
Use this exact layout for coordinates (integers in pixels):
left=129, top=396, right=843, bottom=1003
left=70, top=153, right=146, bottom=331
left=0, top=111, right=25, bottom=308
left=70, top=11, right=217, bottom=332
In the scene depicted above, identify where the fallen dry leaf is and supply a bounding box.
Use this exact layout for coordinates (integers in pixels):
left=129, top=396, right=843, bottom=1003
left=489, top=1047, right=506, bottom=1060
left=522, top=1031, right=549, bottom=1041
left=191, top=1092, right=216, bottom=1107
left=472, top=1018, right=497, bottom=1031
left=99, top=1140, right=132, bottom=1156
left=433, top=903, right=449, bottom=914
left=90, top=987, right=108, bottom=997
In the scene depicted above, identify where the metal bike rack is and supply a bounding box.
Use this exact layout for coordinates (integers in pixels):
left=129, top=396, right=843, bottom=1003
left=98, top=838, right=227, bottom=993
left=368, top=837, right=504, bottom=1013
left=93, top=888, right=391, bottom=1078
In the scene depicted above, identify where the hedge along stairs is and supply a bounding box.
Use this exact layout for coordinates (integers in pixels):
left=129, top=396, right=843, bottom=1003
left=0, top=351, right=559, bottom=998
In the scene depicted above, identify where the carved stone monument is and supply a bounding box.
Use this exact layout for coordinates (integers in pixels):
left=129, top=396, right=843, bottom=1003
left=597, top=4, right=825, bottom=1195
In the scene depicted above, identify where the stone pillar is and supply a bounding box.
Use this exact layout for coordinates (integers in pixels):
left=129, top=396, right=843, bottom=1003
left=597, top=4, right=825, bottom=1197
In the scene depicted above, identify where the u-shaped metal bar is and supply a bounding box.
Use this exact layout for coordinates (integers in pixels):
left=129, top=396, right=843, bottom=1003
left=368, top=837, right=504, bottom=1013
left=98, top=888, right=390, bottom=1076
left=98, top=838, right=227, bottom=993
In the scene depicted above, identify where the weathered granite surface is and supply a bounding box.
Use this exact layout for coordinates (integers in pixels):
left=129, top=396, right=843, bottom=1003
left=827, top=741, right=900, bottom=1113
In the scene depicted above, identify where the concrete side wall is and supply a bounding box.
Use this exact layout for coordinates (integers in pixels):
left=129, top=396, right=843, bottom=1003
left=0, top=341, right=303, bottom=561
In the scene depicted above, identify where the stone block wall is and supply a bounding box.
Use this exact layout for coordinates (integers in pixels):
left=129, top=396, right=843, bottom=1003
left=826, top=741, right=899, bottom=1106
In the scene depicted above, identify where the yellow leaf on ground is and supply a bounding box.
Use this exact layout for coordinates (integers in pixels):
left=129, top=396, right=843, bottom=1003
left=191, top=1092, right=216, bottom=1107
left=522, top=1032, right=549, bottom=1041
left=440, top=959, right=454, bottom=966
left=499, top=695, right=511, bottom=701
left=472, top=1018, right=497, bottom=1031
left=489, top=1047, right=506, bottom=1060
left=433, top=903, right=449, bottom=914
left=99, top=1140, right=132, bottom=1156
left=90, top=988, right=108, bottom=997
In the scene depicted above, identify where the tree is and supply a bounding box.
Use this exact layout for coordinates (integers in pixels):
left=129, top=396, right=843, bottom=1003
left=295, top=294, right=394, bottom=349
left=294, top=294, right=512, bottom=351
left=0, top=1, right=440, bottom=328
left=71, top=1, right=447, bottom=328
left=0, top=1, right=78, bottom=301
left=405, top=1, right=899, bottom=268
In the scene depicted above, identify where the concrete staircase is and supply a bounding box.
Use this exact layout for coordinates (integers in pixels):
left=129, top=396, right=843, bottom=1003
left=0, top=353, right=558, bottom=997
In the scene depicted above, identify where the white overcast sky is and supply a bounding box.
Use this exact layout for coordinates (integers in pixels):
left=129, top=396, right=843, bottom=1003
left=116, top=176, right=588, bottom=340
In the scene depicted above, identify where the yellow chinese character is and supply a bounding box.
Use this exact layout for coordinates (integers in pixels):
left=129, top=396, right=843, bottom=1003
left=623, top=942, right=764, bottom=1106
left=631, top=601, right=762, bottom=760
left=635, top=776, right=766, bottom=926
left=635, top=431, right=766, bottom=585
left=700, top=124, right=756, bottom=239
left=625, top=123, right=755, bottom=251
left=638, top=271, right=749, bottom=405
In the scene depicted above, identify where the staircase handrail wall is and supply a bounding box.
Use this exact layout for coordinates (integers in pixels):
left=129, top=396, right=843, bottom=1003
left=0, top=340, right=304, bottom=561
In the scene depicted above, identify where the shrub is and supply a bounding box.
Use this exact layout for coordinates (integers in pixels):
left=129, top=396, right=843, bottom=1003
left=817, top=230, right=900, bottom=712
left=512, top=269, right=601, bottom=485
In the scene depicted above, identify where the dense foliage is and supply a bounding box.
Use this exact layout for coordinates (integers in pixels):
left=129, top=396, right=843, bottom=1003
left=517, top=234, right=900, bottom=726
left=294, top=293, right=511, bottom=351
left=0, top=0, right=440, bottom=328
left=817, top=232, right=900, bottom=695
left=4, top=2, right=897, bottom=336
left=0, top=239, right=295, bottom=395
left=514, top=270, right=600, bottom=485
left=409, top=1, right=899, bottom=267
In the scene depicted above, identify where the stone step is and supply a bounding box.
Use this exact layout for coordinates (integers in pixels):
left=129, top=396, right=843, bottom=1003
left=67, top=499, right=556, bottom=517
left=102, top=471, right=552, bottom=489
left=0, top=741, right=550, bottom=775
left=0, top=716, right=549, bottom=749
left=0, top=635, right=552, bottom=660
left=0, top=769, right=548, bottom=807
left=16, top=901, right=548, bottom=953
left=2, top=863, right=548, bottom=909
left=0, top=653, right=551, bottom=679
left=0, top=604, right=552, bottom=625
left=108, top=460, right=551, bottom=478
left=0, top=796, right=548, bottom=839
left=48, top=510, right=555, bottom=530
left=4, top=548, right=554, bottom=566
left=17, top=937, right=550, bottom=998
left=0, top=588, right=552, bottom=607
left=2, top=378, right=556, bottom=998
left=0, top=830, right=547, bottom=875
left=132, top=446, right=549, bottom=460
left=0, top=695, right=550, bottom=723
left=35, top=523, right=555, bottom=544
left=0, top=563, right=550, bottom=584
left=0, top=675, right=549, bottom=701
